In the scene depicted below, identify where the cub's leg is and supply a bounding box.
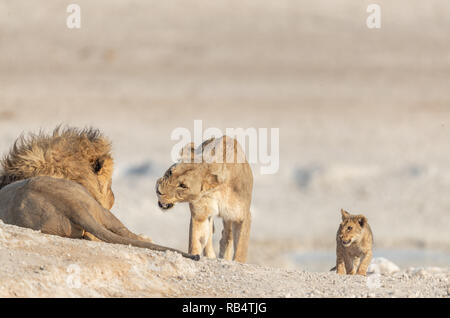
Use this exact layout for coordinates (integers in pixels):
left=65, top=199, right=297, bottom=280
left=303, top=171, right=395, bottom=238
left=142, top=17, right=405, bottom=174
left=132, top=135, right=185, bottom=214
left=336, top=247, right=346, bottom=275
left=188, top=216, right=211, bottom=256
left=349, top=257, right=360, bottom=275
left=203, top=217, right=216, bottom=258
left=357, top=250, right=372, bottom=276
left=219, top=220, right=234, bottom=260
left=344, top=256, right=355, bottom=275
left=232, top=211, right=251, bottom=263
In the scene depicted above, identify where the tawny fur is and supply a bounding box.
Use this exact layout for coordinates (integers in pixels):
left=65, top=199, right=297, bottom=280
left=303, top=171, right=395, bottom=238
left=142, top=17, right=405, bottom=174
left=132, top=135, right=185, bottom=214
left=0, top=126, right=115, bottom=209
left=156, top=136, right=253, bottom=263
left=0, top=126, right=199, bottom=260
left=334, top=209, right=373, bottom=276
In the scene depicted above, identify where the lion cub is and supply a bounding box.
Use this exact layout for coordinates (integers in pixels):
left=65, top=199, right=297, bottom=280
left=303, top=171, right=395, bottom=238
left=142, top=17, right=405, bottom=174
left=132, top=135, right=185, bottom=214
left=335, top=209, right=373, bottom=276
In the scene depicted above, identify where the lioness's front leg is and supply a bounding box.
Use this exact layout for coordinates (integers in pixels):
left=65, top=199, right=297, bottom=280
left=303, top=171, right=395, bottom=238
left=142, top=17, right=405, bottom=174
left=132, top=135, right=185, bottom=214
left=188, top=216, right=211, bottom=256
left=203, top=217, right=216, bottom=258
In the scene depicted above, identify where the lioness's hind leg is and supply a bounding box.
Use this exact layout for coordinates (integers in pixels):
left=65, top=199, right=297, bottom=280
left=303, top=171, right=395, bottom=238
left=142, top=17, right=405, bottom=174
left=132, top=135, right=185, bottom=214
left=232, top=211, right=251, bottom=263
left=219, top=220, right=234, bottom=260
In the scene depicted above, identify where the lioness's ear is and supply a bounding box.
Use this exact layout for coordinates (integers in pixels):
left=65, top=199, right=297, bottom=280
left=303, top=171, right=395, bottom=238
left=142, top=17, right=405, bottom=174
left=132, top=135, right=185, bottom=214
left=179, top=142, right=195, bottom=162
left=341, top=209, right=350, bottom=220
left=201, top=137, right=216, bottom=151
left=357, top=216, right=367, bottom=227
left=201, top=173, right=220, bottom=191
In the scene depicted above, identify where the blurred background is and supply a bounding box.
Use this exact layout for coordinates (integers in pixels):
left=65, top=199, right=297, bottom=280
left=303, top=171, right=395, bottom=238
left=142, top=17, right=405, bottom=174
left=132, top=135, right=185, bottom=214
left=1, top=0, right=449, bottom=270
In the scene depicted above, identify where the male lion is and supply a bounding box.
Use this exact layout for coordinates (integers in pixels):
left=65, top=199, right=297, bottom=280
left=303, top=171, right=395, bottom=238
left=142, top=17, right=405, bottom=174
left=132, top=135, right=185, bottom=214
left=0, top=127, right=199, bottom=260
left=156, top=136, right=253, bottom=263
left=334, top=209, right=373, bottom=275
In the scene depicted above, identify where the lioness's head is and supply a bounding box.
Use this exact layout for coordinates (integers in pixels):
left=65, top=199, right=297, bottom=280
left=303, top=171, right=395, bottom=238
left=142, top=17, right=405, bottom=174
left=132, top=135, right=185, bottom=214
left=338, top=209, right=368, bottom=247
left=0, top=126, right=115, bottom=210
left=156, top=162, right=220, bottom=210
left=156, top=140, right=223, bottom=210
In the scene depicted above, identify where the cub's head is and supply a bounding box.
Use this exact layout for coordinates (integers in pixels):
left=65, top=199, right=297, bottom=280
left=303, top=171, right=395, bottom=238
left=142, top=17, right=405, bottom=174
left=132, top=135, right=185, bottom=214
left=338, top=209, right=368, bottom=247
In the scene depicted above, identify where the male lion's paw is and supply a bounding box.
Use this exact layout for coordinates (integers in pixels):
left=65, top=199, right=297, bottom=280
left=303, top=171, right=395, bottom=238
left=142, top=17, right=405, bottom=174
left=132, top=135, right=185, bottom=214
left=138, top=234, right=152, bottom=243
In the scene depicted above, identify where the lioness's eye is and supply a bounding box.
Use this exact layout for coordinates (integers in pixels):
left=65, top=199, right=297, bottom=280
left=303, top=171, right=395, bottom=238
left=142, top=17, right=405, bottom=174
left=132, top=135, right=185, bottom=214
left=179, top=183, right=188, bottom=189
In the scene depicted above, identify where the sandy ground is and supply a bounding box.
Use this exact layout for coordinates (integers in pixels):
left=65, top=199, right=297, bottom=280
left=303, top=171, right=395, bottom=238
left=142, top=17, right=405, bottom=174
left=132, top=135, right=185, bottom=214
left=1, top=221, right=448, bottom=298
left=1, top=0, right=450, bottom=296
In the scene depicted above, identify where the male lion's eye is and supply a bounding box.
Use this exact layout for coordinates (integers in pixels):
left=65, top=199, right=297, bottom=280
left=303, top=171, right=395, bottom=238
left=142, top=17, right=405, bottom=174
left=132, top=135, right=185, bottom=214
left=179, top=183, right=188, bottom=189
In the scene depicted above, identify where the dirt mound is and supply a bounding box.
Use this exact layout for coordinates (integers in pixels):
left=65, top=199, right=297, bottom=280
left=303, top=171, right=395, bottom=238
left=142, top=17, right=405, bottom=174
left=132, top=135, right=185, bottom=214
left=0, top=221, right=448, bottom=298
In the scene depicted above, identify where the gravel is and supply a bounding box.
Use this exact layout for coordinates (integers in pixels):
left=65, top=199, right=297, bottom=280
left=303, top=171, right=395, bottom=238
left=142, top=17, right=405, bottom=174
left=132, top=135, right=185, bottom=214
left=0, top=222, right=448, bottom=298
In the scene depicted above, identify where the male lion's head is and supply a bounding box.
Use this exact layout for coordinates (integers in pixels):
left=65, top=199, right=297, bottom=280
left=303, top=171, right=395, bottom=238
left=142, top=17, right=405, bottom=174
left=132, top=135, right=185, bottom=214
left=337, top=209, right=368, bottom=247
left=0, top=126, right=115, bottom=210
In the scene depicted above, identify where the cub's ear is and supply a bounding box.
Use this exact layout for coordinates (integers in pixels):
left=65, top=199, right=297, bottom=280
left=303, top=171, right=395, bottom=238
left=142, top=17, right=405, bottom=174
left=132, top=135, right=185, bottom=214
left=357, top=215, right=367, bottom=227
left=179, top=142, right=195, bottom=162
left=341, top=209, right=350, bottom=220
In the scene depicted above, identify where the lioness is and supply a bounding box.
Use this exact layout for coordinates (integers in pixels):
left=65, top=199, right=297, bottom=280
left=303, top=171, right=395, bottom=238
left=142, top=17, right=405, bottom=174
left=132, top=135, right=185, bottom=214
left=156, top=136, right=253, bottom=262
left=334, top=209, right=373, bottom=275
left=0, top=126, right=199, bottom=260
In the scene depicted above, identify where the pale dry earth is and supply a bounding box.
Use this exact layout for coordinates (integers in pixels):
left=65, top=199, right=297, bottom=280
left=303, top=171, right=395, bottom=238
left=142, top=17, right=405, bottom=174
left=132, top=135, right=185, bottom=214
left=0, top=0, right=450, bottom=296
left=0, top=221, right=448, bottom=298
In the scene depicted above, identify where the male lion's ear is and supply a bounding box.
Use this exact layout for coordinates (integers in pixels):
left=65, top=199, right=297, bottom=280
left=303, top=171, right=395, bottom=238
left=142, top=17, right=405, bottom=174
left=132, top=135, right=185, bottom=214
left=341, top=209, right=350, bottom=220
left=93, top=158, right=104, bottom=174
left=357, top=216, right=367, bottom=227
left=180, top=142, right=195, bottom=163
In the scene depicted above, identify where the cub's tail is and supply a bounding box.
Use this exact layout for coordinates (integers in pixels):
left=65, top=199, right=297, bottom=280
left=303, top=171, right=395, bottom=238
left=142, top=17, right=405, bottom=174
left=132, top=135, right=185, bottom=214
left=329, top=266, right=336, bottom=271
